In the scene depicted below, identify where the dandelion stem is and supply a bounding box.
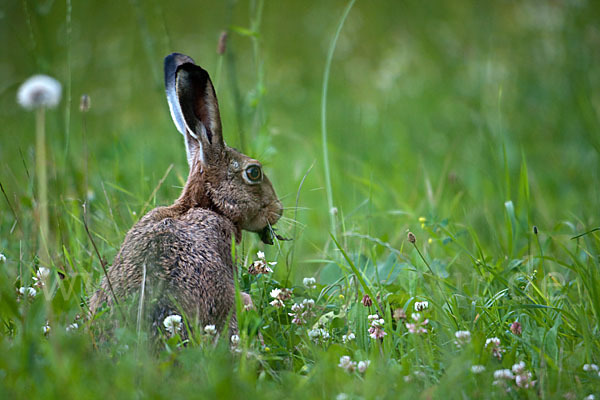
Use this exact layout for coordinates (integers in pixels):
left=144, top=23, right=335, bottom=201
left=36, top=107, right=50, bottom=265
left=321, top=0, right=356, bottom=235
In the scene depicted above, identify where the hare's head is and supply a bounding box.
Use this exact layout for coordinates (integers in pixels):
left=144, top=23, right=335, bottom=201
left=164, top=53, right=282, bottom=241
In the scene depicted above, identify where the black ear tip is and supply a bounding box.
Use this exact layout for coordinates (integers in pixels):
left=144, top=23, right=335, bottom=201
left=164, top=53, right=196, bottom=87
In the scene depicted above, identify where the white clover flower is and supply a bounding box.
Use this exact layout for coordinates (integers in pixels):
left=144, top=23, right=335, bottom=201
left=583, top=364, right=599, bottom=372
left=342, top=332, right=355, bottom=343
left=17, top=75, right=62, bottom=110
left=357, top=360, right=370, bottom=373
left=515, top=371, right=535, bottom=389
left=204, top=324, right=217, bottom=335
left=471, top=365, right=485, bottom=374
left=0, top=253, right=6, bottom=263
left=493, top=369, right=514, bottom=380
left=257, top=251, right=265, bottom=260
left=42, top=322, right=51, bottom=335
left=303, top=277, right=317, bottom=289
left=485, top=337, right=504, bottom=360
left=584, top=395, right=596, bottom=400
left=308, top=327, right=330, bottom=343
left=454, top=330, right=471, bottom=347
left=230, top=334, right=240, bottom=345
left=18, top=286, right=37, bottom=298
left=33, top=267, right=51, bottom=288
left=308, top=328, right=320, bottom=339
left=66, top=323, right=79, bottom=332
left=270, top=288, right=282, bottom=299
left=270, top=299, right=284, bottom=308
left=338, top=356, right=357, bottom=373
left=414, top=301, right=429, bottom=312
left=302, top=298, right=315, bottom=308
left=512, top=361, right=526, bottom=375
left=163, top=314, right=183, bottom=335
left=336, top=394, right=348, bottom=400
left=485, top=337, right=501, bottom=347
left=367, top=313, right=380, bottom=321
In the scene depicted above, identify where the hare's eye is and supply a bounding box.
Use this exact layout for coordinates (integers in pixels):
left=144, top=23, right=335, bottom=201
left=244, top=165, right=262, bottom=183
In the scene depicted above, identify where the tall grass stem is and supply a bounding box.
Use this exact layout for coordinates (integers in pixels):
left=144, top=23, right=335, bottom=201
left=36, top=107, right=50, bottom=265
left=321, top=0, right=356, bottom=235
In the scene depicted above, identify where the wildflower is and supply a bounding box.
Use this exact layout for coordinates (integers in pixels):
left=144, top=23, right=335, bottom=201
left=471, top=365, right=485, bottom=374
left=362, top=294, right=373, bottom=307
left=0, top=253, right=6, bottom=263
left=289, top=302, right=306, bottom=325
left=368, top=314, right=387, bottom=339
left=336, top=394, right=349, bottom=400
left=33, top=267, right=50, bottom=288
left=308, top=327, right=330, bottom=343
left=515, top=371, right=535, bottom=389
left=302, top=298, right=315, bottom=308
left=584, top=395, right=596, bottom=400
left=454, top=330, right=471, bottom=348
left=269, top=287, right=291, bottom=308
left=338, top=356, right=357, bottom=373
left=248, top=251, right=277, bottom=275
left=66, top=323, right=79, bottom=332
left=493, top=369, right=515, bottom=385
left=17, top=75, right=62, bottom=110
left=330, top=207, right=338, bottom=216
left=204, top=324, right=217, bottom=335
left=414, top=301, right=429, bottom=312
left=393, top=308, right=406, bottom=320
left=418, top=216, right=427, bottom=223
left=406, top=313, right=428, bottom=335
left=583, top=364, right=599, bottom=372
left=42, top=322, right=51, bottom=335
left=510, top=321, right=522, bottom=336
left=230, top=334, right=240, bottom=346
left=303, top=277, right=317, bottom=289
left=485, top=337, right=504, bottom=360
left=342, top=332, right=355, bottom=343
left=163, top=314, right=183, bottom=336
left=18, top=286, right=37, bottom=298
left=357, top=360, right=370, bottom=374
left=512, top=361, right=526, bottom=375
left=407, top=231, right=416, bottom=244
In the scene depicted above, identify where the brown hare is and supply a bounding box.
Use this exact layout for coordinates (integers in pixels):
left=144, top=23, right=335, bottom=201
left=89, top=53, right=283, bottom=337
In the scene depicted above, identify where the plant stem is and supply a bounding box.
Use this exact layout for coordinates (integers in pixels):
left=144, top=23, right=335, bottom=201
left=36, top=107, right=50, bottom=265
left=321, top=0, right=356, bottom=234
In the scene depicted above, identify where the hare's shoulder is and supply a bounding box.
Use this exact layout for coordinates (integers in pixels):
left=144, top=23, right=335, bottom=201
left=128, top=206, right=235, bottom=245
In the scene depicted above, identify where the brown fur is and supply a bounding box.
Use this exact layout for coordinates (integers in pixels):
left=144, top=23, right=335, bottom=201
left=88, top=53, right=282, bottom=336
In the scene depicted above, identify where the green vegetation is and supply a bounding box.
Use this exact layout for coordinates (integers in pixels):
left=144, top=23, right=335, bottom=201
left=1, top=0, right=599, bottom=398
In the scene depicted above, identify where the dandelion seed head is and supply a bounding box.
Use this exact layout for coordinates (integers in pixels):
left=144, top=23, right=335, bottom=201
left=17, top=75, right=62, bottom=110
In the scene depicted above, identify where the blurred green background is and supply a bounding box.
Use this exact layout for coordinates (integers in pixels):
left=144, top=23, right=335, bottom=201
left=1, top=0, right=599, bottom=273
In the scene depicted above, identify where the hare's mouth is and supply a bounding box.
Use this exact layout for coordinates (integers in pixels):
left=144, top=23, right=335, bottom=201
left=258, top=226, right=291, bottom=245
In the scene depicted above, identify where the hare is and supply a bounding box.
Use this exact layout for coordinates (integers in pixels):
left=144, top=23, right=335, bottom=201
left=89, top=53, right=283, bottom=337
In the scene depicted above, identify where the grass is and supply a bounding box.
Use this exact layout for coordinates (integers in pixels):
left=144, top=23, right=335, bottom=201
left=1, top=0, right=600, bottom=399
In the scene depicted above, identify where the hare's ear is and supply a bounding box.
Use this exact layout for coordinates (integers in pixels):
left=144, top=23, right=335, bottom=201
left=175, top=62, right=224, bottom=164
left=165, top=53, right=201, bottom=167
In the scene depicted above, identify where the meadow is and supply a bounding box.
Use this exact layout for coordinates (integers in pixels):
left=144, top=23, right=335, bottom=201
left=1, top=0, right=599, bottom=398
